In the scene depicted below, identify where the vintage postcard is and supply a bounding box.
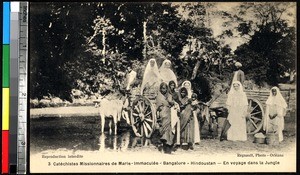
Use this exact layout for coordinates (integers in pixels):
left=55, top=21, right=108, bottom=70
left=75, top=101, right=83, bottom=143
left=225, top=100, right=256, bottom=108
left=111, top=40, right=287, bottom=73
left=29, top=2, right=297, bottom=173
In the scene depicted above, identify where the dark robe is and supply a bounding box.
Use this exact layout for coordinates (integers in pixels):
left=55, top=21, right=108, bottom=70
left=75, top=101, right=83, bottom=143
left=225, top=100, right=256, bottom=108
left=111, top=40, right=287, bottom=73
left=179, top=96, right=195, bottom=144
left=156, top=92, right=174, bottom=146
left=169, top=89, right=180, bottom=104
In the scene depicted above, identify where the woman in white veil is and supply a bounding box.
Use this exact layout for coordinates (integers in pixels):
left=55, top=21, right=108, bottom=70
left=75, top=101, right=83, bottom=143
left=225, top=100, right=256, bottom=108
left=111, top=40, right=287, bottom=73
left=226, top=81, right=248, bottom=141
left=181, top=80, right=193, bottom=98
left=140, top=58, right=161, bottom=95
left=159, top=59, right=178, bottom=87
left=263, top=87, right=287, bottom=142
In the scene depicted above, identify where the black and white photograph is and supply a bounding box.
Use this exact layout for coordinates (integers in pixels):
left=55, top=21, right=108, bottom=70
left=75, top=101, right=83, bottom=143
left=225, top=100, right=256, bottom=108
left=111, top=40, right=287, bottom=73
left=29, top=2, right=296, bottom=173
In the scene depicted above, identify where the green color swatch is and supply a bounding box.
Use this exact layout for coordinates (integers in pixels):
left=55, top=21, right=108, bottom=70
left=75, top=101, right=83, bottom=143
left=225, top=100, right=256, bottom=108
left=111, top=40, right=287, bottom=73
left=3, top=45, right=10, bottom=87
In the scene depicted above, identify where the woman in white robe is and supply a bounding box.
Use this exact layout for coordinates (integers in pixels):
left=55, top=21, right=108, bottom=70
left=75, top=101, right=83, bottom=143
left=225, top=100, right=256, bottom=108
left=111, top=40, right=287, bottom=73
left=180, top=80, right=201, bottom=144
left=263, top=87, right=287, bottom=142
left=159, top=59, right=178, bottom=87
left=140, top=59, right=161, bottom=95
left=226, top=81, right=248, bottom=141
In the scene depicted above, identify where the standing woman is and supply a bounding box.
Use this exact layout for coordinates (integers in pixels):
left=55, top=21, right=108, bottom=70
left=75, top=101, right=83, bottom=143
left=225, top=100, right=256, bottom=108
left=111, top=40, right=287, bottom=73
left=140, top=58, right=161, bottom=95
left=169, top=81, right=179, bottom=103
left=156, top=82, right=175, bottom=153
left=181, top=81, right=201, bottom=144
left=181, top=80, right=193, bottom=98
left=168, top=81, right=180, bottom=145
left=226, top=81, right=248, bottom=141
left=179, top=87, right=200, bottom=149
left=263, top=87, right=287, bottom=142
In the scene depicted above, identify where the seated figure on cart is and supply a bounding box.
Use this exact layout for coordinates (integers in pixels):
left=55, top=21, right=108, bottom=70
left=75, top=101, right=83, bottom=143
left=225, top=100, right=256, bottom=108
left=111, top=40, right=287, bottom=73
left=125, top=58, right=163, bottom=138
left=140, top=58, right=162, bottom=95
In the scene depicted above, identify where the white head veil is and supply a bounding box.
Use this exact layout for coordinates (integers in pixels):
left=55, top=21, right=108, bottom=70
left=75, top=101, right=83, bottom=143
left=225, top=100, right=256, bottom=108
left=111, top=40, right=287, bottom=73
left=181, top=80, right=193, bottom=98
left=159, top=59, right=178, bottom=86
left=226, top=81, right=248, bottom=107
left=263, top=86, right=288, bottom=133
left=140, top=59, right=161, bottom=94
left=266, top=87, right=287, bottom=108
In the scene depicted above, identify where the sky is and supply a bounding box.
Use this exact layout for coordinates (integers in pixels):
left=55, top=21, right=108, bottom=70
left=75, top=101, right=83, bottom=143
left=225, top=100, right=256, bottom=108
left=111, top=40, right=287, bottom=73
left=210, top=2, right=296, bottom=51
left=177, top=2, right=296, bottom=52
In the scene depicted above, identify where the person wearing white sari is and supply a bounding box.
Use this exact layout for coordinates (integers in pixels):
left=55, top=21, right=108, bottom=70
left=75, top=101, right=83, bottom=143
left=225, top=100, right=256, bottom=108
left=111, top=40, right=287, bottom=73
left=263, top=87, right=287, bottom=142
left=226, top=81, right=248, bottom=141
left=140, top=59, right=161, bottom=95
left=180, top=80, right=200, bottom=144
left=181, top=80, right=193, bottom=98
left=159, top=59, right=178, bottom=87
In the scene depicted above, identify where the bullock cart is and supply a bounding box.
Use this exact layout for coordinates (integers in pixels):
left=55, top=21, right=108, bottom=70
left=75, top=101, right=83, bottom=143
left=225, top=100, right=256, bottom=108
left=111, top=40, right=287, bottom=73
left=123, top=87, right=158, bottom=138
left=208, top=88, right=293, bottom=135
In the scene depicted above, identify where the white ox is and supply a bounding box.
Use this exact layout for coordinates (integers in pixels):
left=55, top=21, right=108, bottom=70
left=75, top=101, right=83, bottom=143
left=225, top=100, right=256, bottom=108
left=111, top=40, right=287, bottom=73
left=95, top=98, right=124, bottom=135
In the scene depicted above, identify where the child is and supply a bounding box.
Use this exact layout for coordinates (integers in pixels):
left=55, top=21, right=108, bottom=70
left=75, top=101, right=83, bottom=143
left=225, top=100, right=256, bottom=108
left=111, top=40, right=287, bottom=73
left=191, top=93, right=202, bottom=144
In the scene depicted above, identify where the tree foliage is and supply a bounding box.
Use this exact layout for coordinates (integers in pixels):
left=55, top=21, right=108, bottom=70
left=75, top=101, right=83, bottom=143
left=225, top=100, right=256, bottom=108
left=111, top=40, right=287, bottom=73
left=30, top=2, right=296, bottom=101
left=233, top=2, right=296, bottom=86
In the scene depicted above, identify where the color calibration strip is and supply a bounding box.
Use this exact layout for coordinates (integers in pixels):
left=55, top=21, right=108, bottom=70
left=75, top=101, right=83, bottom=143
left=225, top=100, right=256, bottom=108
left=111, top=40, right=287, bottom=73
left=10, top=2, right=20, bottom=174
left=2, top=1, right=10, bottom=174
left=2, top=2, right=28, bottom=174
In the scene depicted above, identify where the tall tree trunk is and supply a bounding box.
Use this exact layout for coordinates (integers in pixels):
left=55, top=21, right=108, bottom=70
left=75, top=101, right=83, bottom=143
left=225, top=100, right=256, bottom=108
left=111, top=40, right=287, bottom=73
left=143, top=21, right=147, bottom=60
left=191, top=60, right=201, bottom=80
left=102, top=29, right=106, bottom=57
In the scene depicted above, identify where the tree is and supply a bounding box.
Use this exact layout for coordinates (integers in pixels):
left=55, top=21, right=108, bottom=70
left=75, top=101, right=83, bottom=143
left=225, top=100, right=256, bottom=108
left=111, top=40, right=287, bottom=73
left=30, top=2, right=193, bottom=100
left=233, top=2, right=296, bottom=86
left=30, top=2, right=95, bottom=100
left=175, top=3, right=233, bottom=80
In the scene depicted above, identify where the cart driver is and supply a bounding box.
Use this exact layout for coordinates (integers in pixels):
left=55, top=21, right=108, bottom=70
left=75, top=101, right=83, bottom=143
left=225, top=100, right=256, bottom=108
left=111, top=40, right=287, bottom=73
left=230, top=61, right=245, bottom=86
left=125, top=64, right=137, bottom=91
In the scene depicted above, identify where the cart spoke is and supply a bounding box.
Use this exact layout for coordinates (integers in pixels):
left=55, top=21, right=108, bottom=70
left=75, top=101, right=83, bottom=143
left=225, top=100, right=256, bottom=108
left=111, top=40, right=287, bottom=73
left=249, top=118, right=258, bottom=129
left=251, top=116, right=262, bottom=121
left=145, top=118, right=153, bottom=123
left=143, top=123, right=149, bottom=137
left=250, top=104, right=259, bottom=113
left=138, top=100, right=143, bottom=113
left=144, top=104, right=150, bottom=113
left=132, top=113, right=139, bottom=117
left=251, top=111, right=262, bottom=116
left=145, top=111, right=152, bottom=118
left=134, top=120, right=140, bottom=126
left=134, top=105, right=140, bottom=113
left=144, top=121, right=152, bottom=131
left=140, top=125, right=144, bottom=136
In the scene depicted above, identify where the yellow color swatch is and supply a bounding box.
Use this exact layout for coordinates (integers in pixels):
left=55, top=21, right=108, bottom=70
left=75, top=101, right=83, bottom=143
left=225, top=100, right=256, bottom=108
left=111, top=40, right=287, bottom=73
left=2, top=88, right=9, bottom=130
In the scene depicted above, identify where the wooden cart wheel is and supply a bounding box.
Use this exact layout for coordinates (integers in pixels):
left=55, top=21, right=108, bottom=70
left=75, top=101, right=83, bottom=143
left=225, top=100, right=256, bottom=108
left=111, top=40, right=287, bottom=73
left=246, top=98, right=265, bottom=134
left=130, top=96, right=156, bottom=138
